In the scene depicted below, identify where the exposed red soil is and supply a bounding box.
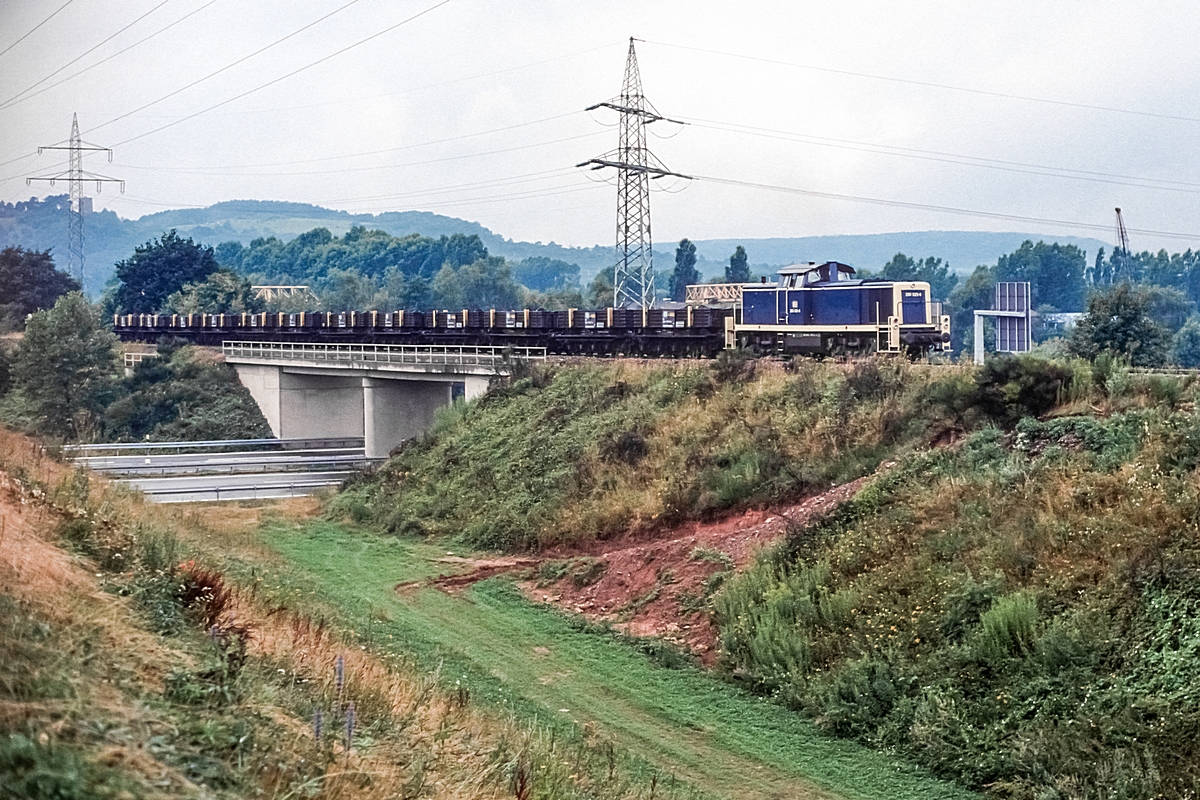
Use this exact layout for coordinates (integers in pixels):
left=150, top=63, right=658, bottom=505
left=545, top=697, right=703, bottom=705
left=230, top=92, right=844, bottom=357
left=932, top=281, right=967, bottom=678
left=520, top=478, right=870, bottom=662
left=405, top=477, right=872, bottom=663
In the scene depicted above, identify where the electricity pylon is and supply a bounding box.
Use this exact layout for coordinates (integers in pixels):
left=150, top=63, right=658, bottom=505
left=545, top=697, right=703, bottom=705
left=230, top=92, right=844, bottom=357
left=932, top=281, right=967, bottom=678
left=27, top=113, right=124, bottom=286
left=578, top=38, right=690, bottom=309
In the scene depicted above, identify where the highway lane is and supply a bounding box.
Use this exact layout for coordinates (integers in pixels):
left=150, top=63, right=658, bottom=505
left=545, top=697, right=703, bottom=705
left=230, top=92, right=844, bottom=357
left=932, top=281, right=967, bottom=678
left=118, top=470, right=357, bottom=503
left=78, top=448, right=371, bottom=476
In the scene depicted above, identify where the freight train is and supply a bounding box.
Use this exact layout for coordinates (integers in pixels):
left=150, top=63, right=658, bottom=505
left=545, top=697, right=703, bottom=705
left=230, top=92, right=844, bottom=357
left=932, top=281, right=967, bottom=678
left=112, top=261, right=951, bottom=358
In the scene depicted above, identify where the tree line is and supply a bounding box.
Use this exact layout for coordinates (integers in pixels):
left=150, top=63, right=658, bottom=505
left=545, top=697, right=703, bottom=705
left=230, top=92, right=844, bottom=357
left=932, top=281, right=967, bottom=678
left=0, top=293, right=270, bottom=442
left=102, top=226, right=586, bottom=315
left=10, top=227, right=1200, bottom=368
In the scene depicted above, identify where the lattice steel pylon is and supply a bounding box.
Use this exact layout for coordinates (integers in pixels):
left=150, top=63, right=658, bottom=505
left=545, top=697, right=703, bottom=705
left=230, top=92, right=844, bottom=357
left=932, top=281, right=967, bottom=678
left=27, top=113, right=124, bottom=287
left=578, top=38, right=690, bottom=309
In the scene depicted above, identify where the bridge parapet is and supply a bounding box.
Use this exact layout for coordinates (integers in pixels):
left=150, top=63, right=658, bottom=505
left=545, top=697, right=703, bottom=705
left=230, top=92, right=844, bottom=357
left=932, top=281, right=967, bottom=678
left=222, top=341, right=546, bottom=375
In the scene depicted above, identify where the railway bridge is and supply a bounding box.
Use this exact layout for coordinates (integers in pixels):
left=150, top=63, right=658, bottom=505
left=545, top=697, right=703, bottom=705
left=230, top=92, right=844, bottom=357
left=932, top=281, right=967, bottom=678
left=222, top=341, right=545, bottom=459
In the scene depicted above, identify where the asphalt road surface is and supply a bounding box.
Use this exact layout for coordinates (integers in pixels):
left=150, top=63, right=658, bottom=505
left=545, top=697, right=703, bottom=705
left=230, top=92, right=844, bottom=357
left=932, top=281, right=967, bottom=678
left=78, top=448, right=369, bottom=476
left=118, top=470, right=358, bottom=503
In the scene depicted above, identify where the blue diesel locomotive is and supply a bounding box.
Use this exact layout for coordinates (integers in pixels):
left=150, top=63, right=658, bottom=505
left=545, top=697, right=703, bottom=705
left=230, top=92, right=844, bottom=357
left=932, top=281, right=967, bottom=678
left=730, top=261, right=951, bottom=355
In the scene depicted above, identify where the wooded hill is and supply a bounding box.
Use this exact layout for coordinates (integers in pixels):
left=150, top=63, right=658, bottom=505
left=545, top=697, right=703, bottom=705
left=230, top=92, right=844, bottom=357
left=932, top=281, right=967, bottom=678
left=1, top=195, right=1106, bottom=295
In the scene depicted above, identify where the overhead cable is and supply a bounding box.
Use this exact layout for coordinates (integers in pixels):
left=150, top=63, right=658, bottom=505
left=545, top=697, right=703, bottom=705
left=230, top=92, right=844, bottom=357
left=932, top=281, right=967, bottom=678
left=644, top=39, right=1200, bottom=124
left=121, top=111, right=586, bottom=171
left=82, top=0, right=365, bottom=135
left=117, top=130, right=606, bottom=177
left=683, top=116, right=1200, bottom=193
left=1, top=0, right=175, bottom=108
left=0, top=0, right=221, bottom=112
left=0, top=0, right=76, bottom=59
left=101, top=0, right=452, bottom=147
left=693, top=174, right=1200, bottom=242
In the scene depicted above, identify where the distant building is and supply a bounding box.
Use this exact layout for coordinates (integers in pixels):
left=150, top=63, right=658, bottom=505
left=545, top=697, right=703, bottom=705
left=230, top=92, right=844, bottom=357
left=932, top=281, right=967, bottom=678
left=1041, top=312, right=1084, bottom=334
left=78, top=196, right=93, bottom=215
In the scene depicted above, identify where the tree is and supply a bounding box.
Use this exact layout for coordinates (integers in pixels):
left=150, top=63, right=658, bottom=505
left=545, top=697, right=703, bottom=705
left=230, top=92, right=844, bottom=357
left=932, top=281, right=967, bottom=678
left=113, top=230, right=220, bottom=313
left=1069, top=284, right=1169, bottom=366
left=0, top=246, right=80, bottom=331
left=163, top=269, right=264, bottom=314
left=0, top=343, right=11, bottom=398
left=431, top=257, right=523, bottom=310
left=12, top=292, right=119, bottom=439
left=996, top=240, right=1087, bottom=311
left=511, top=257, right=581, bottom=292
left=875, top=252, right=958, bottom=300
left=669, top=239, right=699, bottom=301
left=1138, top=285, right=1195, bottom=334
left=726, top=246, right=750, bottom=283
left=1172, top=318, right=1200, bottom=368
left=102, top=343, right=270, bottom=442
left=586, top=268, right=615, bottom=308
left=318, top=268, right=383, bottom=310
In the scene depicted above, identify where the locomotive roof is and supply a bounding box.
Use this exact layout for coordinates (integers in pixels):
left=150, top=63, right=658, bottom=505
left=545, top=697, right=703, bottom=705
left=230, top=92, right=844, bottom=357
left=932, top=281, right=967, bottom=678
left=777, top=261, right=856, bottom=276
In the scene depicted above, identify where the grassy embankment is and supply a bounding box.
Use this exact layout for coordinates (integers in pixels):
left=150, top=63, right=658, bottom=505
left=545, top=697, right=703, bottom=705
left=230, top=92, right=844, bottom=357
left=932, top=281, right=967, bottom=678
left=337, top=353, right=1200, bottom=799
left=251, top=516, right=971, bottom=800
left=715, top=360, right=1200, bottom=798
left=0, top=414, right=973, bottom=800
left=0, top=426, right=719, bottom=800
left=337, top=355, right=969, bottom=550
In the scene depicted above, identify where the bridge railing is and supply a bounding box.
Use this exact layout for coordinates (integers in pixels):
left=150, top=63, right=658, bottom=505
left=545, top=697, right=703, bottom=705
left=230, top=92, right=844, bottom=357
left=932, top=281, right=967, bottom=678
left=222, top=341, right=547, bottom=368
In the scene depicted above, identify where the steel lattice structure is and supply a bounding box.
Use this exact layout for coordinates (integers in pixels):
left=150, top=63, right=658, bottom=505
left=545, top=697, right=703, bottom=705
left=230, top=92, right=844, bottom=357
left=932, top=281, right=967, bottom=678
left=578, top=38, right=689, bottom=309
left=27, top=114, right=124, bottom=286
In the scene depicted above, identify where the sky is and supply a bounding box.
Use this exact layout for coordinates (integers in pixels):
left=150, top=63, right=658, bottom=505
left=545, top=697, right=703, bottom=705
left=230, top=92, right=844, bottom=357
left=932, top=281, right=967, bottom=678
left=3, top=0, right=1200, bottom=253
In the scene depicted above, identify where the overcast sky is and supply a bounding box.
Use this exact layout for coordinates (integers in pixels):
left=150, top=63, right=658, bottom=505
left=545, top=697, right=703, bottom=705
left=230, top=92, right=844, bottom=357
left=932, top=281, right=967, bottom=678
left=3, top=0, right=1200, bottom=253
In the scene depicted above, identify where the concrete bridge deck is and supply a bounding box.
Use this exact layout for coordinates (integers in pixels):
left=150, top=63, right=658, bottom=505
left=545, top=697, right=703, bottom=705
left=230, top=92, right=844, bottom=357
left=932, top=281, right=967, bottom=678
left=223, top=341, right=546, bottom=459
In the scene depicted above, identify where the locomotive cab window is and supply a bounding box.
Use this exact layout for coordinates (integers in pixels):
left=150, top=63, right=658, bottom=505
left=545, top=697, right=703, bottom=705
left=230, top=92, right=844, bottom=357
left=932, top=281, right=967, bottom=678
left=901, top=290, right=927, bottom=324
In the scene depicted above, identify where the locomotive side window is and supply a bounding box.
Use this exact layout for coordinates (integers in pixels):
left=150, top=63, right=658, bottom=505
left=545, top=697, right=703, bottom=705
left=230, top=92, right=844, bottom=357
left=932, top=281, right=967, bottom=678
left=901, top=290, right=927, bottom=324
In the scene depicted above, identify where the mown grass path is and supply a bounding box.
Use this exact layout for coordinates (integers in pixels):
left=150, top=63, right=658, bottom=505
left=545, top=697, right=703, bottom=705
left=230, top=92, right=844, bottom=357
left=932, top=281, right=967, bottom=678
left=260, top=520, right=974, bottom=800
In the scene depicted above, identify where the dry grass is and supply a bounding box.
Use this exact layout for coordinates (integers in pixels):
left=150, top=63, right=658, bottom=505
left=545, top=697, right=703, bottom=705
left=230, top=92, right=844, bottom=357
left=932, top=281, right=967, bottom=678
left=0, top=424, right=681, bottom=800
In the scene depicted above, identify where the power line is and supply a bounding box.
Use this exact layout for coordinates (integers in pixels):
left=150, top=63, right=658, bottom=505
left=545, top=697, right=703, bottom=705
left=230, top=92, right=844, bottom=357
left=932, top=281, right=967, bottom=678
left=682, top=116, right=1200, bottom=194
left=643, top=39, right=1200, bottom=125
left=0, top=0, right=76, bottom=59
left=693, top=173, right=1200, bottom=243
left=117, top=111, right=588, bottom=171
left=25, top=114, right=124, bottom=286
left=113, top=40, right=625, bottom=120
left=309, top=167, right=580, bottom=205
left=0, top=0, right=221, bottom=112
left=117, top=130, right=606, bottom=177
left=81, top=0, right=365, bottom=136
left=1, top=0, right=175, bottom=109
left=101, top=0, right=452, bottom=148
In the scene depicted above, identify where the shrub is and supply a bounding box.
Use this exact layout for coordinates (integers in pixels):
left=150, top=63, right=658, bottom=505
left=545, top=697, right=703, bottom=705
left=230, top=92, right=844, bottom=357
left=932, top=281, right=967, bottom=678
left=974, top=354, right=1071, bottom=425
left=1069, top=283, right=1170, bottom=367
left=974, top=593, right=1039, bottom=661
left=599, top=430, right=649, bottom=465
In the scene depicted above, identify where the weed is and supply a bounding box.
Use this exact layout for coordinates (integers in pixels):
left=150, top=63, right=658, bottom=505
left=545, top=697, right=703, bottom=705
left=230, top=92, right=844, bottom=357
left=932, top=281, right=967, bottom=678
left=689, top=546, right=734, bottom=570
left=570, top=557, right=607, bottom=588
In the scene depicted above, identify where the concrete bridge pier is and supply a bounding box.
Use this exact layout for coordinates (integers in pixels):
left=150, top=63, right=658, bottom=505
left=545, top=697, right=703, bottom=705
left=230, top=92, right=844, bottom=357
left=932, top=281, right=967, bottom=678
left=227, top=344, right=514, bottom=461
left=361, top=375, right=488, bottom=459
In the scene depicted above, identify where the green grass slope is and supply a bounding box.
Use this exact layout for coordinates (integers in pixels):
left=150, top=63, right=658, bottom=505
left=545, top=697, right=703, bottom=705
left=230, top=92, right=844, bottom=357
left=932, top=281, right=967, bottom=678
left=340, top=356, right=971, bottom=550
left=716, top=407, right=1200, bottom=798
left=258, top=517, right=973, bottom=800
